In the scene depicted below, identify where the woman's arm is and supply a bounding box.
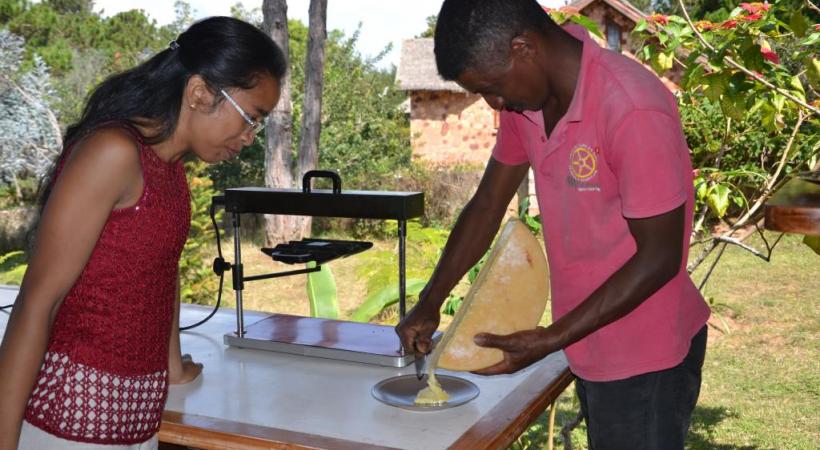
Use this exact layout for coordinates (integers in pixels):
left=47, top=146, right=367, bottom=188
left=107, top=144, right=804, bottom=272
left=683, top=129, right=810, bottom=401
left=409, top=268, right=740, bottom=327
left=168, top=274, right=203, bottom=385
left=0, top=129, right=142, bottom=450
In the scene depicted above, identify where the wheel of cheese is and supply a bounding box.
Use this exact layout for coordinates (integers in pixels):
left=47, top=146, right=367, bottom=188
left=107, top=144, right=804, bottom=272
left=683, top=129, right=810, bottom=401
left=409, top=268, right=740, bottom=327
left=432, top=219, right=550, bottom=372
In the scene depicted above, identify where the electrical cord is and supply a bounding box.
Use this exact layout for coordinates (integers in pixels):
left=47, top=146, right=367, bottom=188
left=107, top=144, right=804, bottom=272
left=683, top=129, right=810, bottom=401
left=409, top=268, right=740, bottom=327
left=1, top=286, right=17, bottom=310
left=180, top=196, right=229, bottom=331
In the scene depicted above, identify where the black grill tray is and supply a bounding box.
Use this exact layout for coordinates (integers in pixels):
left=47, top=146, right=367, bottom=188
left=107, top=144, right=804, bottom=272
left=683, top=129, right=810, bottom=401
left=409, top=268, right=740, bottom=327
left=261, top=238, right=373, bottom=265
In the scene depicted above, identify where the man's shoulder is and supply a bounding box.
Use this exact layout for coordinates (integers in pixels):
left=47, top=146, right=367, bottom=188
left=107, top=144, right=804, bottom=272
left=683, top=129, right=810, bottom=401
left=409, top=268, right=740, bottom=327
left=589, top=49, right=677, bottom=119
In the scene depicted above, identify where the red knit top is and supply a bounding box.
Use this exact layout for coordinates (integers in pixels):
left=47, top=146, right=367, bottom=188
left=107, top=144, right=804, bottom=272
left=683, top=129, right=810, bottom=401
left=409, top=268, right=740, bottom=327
left=24, top=125, right=191, bottom=444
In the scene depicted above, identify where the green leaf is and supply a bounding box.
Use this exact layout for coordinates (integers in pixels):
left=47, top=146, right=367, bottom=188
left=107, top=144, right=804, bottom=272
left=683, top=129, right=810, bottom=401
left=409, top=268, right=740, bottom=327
left=306, top=262, right=339, bottom=319
left=807, top=58, right=820, bottom=89
left=789, top=11, right=810, bottom=37
left=695, top=178, right=708, bottom=201
left=349, top=279, right=426, bottom=322
left=720, top=92, right=745, bottom=121
left=789, top=75, right=805, bottom=102
left=800, top=32, right=820, bottom=47
left=803, top=235, right=820, bottom=256
left=772, top=94, right=786, bottom=114
left=642, top=45, right=652, bottom=61
left=467, top=252, right=489, bottom=284
left=569, top=14, right=603, bottom=39
left=634, top=19, right=648, bottom=33
left=706, top=184, right=731, bottom=218
left=442, top=294, right=464, bottom=316
left=704, top=73, right=726, bottom=102
left=731, top=195, right=746, bottom=208
left=658, top=51, right=674, bottom=71
left=748, top=98, right=766, bottom=115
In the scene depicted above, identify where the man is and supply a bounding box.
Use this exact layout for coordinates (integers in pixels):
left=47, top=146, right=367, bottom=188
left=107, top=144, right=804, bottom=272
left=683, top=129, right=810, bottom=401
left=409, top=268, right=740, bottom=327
left=396, top=1, right=710, bottom=448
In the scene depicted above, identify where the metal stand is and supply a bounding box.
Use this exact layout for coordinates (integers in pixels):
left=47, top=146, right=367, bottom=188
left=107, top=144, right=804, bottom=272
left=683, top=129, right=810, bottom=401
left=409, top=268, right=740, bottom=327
left=398, top=220, right=407, bottom=319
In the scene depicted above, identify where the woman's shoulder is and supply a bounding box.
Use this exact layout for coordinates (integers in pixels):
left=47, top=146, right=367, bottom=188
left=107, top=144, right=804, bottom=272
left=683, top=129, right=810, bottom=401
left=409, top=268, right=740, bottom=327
left=66, top=125, right=143, bottom=172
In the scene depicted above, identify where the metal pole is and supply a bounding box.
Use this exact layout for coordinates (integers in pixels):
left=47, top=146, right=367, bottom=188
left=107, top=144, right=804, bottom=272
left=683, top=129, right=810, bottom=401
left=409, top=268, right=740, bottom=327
left=398, top=220, right=407, bottom=319
left=232, top=213, right=245, bottom=337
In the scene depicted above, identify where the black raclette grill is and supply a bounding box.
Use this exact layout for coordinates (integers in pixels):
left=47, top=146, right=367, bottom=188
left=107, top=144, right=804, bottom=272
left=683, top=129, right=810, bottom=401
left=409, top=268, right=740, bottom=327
left=224, top=170, right=423, bottom=220
left=217, top=170, right=425, bottom=357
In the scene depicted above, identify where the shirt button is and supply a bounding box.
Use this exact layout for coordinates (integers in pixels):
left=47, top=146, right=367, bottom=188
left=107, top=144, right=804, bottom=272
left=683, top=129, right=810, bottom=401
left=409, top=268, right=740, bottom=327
left=541, top=136, right=546, bottom=142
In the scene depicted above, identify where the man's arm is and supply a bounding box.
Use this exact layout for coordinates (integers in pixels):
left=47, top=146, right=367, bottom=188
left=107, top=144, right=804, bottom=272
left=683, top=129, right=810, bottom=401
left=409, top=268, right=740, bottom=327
left=474, top=203, right=685, bottom=375
left=396, top=157, right=530, bottom=354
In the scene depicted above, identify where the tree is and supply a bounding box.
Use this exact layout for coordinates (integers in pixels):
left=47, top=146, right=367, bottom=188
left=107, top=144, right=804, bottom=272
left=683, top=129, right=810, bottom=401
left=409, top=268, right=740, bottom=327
left=418, top=15, right=436, bottom=38
left=45, top=0, right=92, bottom=15
left=262, top=0, right=298, bottom=245
left=261, top=0, right=329, bottom=245
left=295, top=0, right=328, bottom=236
left=0, top=28, right=61, bottom=200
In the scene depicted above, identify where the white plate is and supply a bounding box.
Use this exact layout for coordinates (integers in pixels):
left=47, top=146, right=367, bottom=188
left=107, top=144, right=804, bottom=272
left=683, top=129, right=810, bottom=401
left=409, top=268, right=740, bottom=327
left=372, top=374, right=479, bottom=411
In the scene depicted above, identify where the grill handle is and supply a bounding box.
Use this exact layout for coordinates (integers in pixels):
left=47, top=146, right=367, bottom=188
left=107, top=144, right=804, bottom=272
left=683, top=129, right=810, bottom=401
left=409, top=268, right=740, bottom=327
left=302, top=170, right=342, bottom=194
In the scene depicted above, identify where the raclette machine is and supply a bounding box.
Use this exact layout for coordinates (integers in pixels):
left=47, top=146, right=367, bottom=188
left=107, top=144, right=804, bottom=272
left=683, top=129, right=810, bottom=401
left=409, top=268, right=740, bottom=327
left=215, top=170, right=425, bottom=367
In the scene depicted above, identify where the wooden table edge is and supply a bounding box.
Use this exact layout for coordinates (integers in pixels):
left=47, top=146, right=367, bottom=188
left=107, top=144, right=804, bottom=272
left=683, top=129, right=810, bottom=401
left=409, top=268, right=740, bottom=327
left=763, top=204, right=820, bottom=235
left=449, top=367, right=575, bottom=450
left=159, top=411, right=401, bottom=450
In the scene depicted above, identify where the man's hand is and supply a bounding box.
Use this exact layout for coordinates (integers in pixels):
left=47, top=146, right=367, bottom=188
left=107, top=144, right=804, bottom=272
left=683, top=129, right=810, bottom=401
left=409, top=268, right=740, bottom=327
left=396, top=299, right=441, bottom=355
left=471, top=327, right=556, bottom=375
left=169, top=353, right=203, bottom=385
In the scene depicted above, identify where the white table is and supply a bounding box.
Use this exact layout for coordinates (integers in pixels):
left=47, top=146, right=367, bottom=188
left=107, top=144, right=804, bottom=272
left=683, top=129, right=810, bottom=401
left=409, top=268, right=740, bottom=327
left=0, top=287, right=572, bottom=450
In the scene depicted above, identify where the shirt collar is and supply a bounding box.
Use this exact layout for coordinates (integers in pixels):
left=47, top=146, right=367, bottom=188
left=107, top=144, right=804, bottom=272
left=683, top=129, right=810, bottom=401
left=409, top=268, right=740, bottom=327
left=515, top=24, right=599, bottom=125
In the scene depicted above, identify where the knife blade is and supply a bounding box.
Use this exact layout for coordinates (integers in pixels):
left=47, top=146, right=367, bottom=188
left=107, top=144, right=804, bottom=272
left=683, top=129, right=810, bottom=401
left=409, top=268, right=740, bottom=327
left=412, top=336, right=425, bottom=380
left=414, top=352, right=425, bottom=380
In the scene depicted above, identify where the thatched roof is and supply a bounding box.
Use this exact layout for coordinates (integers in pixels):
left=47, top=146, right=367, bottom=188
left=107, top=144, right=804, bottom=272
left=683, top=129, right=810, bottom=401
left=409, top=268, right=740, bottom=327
left=395, top=38, right=465, bottom=93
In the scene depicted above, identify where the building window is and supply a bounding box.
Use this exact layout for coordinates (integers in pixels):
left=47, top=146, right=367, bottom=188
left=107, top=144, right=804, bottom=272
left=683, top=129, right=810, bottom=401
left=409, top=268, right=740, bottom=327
left=606, top=20, right=621, bottom=51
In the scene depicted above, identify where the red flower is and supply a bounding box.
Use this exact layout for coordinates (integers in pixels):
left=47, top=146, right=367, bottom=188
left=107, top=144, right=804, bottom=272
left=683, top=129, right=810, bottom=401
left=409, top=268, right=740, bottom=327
left=720, top=19, right=738, bottom=29
left=740, top=2, right=770, bottom=14
left=760, top=47, right=780, bottom=64
left=742, top=13, right=763, bottom=21
left=649, top=13, right=669, bottom=25
left=815, top=24, right=820, bottom=31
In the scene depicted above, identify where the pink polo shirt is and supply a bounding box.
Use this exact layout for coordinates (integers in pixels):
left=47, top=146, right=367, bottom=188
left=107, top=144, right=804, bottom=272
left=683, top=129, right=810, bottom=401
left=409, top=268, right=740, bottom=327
left=493, top=25, right=710, bottom=381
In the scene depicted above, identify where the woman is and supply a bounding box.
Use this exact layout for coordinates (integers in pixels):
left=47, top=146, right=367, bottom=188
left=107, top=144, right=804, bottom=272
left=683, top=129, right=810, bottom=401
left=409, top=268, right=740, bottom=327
left=0, top=16, right=286, bottom=449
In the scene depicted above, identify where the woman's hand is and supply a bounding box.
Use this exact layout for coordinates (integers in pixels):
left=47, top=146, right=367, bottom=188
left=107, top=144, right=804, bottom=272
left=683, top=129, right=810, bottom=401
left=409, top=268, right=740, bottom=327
left=169, top=353, right=203, bottom=385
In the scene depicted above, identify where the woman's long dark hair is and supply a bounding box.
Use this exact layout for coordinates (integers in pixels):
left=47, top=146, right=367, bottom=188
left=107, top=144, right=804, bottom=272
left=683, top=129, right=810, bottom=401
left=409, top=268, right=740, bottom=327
left=66, top=16, right=286, bottom=145
left=38, top=16, right=286, bottom=212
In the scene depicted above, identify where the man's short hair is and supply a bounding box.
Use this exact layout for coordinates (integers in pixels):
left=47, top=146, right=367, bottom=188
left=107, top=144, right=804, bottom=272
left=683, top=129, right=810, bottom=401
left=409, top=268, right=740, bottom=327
left=434, top=0, right=555, bottom=81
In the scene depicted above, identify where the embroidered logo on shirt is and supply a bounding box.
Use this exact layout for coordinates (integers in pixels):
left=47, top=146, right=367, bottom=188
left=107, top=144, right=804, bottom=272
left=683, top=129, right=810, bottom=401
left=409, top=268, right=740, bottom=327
left=567, top=145, right=601, bottom=191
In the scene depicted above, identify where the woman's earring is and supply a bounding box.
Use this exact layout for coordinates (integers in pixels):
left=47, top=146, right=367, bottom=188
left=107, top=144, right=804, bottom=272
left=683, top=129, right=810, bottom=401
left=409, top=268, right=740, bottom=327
left=190, top=104, right=196, bottom=109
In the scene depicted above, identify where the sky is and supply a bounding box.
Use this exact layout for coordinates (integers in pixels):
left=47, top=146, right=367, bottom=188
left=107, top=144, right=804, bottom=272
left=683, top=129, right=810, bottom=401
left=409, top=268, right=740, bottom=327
left=93, top=1, right=565, bottom=69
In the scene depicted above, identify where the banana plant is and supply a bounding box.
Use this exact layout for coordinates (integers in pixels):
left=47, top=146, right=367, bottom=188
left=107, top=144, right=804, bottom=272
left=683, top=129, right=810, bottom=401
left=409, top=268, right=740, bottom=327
left=350, top=279, right=426, bottom=322
left=306, top=261, right=339, bottom=319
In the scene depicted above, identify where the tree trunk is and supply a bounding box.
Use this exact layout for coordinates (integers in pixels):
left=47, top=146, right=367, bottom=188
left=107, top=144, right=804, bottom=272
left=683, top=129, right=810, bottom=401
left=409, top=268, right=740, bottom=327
left=295, top=0, right=328, bottom=237
left=262, top=0, right=299, bottom=245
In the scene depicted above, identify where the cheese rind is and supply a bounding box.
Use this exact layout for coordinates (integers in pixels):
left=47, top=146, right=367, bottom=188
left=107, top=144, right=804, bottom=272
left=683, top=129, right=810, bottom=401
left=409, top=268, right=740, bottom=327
left=434, top=219, right=550, bottom=372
